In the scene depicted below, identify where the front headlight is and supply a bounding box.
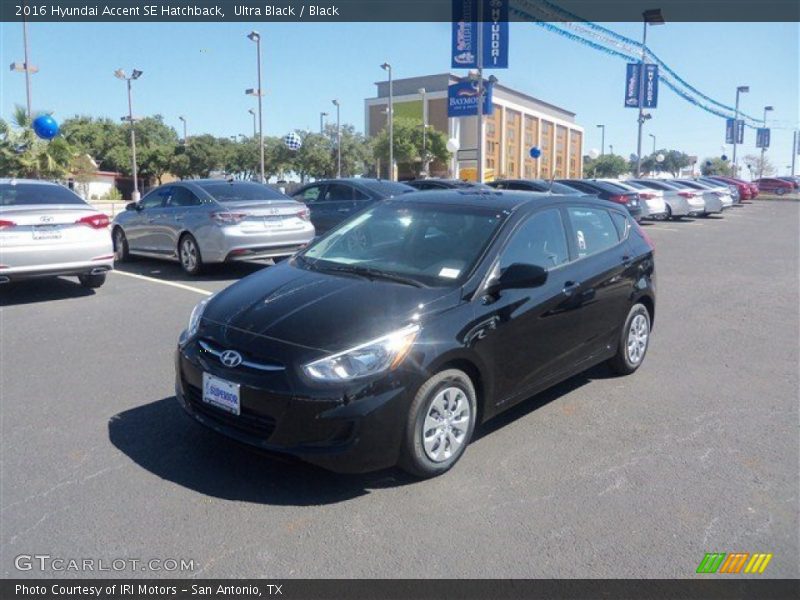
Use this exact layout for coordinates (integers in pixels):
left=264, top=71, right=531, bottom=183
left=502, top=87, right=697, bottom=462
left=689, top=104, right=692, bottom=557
left=187, top=297, right=210, bottom=338
left=303, top=324, right=420, bottom=382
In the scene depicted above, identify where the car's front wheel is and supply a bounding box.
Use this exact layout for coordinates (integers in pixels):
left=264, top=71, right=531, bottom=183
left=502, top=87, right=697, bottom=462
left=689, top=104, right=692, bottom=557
left=78, top=273, right=106, bottom=289
left=775, top=188, right=786, bottom=196
left=179, top=234, right=203, bottom=275
left=399, top=369, right=477, bottom=478
left=608, top=303, right=651, bottom=375
left=113, top=227, right=129, bottom=262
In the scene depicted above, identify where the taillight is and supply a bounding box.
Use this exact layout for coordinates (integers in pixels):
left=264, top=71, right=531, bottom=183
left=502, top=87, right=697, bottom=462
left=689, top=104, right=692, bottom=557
left=608, top=194, right=628, bottom=204
left=678, top=191, right=695, bottom=198
left=638, top=192, right=656, bottom=200
left=296, top=207, right=310, bottom=221
left=633, top=220, right=655, bottom=251
left=76, top=214, right=110, bottom=229
left=210, top=211, right=246, bottom=225
left=0, top=219, right=16, bottom=229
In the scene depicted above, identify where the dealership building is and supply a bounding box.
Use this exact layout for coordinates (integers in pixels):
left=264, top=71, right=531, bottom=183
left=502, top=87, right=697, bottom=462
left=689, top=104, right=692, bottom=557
left=365, top=73, right=584, bottom=181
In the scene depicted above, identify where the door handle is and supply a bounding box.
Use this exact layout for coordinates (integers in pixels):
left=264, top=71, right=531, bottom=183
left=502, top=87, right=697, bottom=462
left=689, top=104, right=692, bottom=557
left=562, top=281, right=580, bottom=296
left=337, top=207, right=350, bottom=213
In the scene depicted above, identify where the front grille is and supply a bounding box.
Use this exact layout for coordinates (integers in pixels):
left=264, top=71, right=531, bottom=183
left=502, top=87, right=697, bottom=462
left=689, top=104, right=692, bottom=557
left=198, top=339, right=284, bottom=372
left=184, top=382, right=277, bottom=440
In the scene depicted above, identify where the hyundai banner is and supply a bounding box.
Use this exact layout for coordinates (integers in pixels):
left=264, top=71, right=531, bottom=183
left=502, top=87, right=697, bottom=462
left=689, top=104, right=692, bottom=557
left=726, top=119, right=745, bottom=144
left=447, top=80, right=494, bottom=117
left=755, top=128, right=770, bottom=149
left=625, top=63, right=658, bottom=108
left=451, top=0, right=509, bottom=69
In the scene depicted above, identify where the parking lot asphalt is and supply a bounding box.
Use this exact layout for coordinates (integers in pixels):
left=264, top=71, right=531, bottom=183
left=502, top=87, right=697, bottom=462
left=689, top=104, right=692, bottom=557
left=1, top=200, right=798, bottom=579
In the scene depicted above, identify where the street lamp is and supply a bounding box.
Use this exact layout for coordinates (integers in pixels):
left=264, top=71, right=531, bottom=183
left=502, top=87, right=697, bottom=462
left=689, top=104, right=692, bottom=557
left=332, top=99, right=341, bottom=178
left=596, top=124, right=605, bottom=155
left=609, top=144, right=614, bottom=155
left=759, top=105, right=773, bottom=178
left=418, top=87, right=428, bottom=176
left=115, top=68, right=143, bottom=201
left=319, top=111, right=328, bottom=135
left=9, top=17, right=38, bottom=118
left=178, top=115, right=188, bottom=146
left=246, top=31, right=265, bottom=183
left=649, top=133, right=656, bottom=155
left=247, top=108, right=256, bottom=137
left=381, top=62, right=394, bottom=180
left=635, top=8, right=665, bottom=177
left=731, top=85, right=749, bottom=177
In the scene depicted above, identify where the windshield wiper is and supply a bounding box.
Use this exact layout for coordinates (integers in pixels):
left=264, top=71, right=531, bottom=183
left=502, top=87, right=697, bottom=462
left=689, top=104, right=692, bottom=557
left=323, top=264, right=423, bottom=287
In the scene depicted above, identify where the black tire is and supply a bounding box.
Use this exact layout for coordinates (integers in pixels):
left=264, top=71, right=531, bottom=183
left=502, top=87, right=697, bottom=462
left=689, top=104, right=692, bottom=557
left=607, top=303, right=651, bottom=375
left=178, top=233, right=204, bottom=275
left=78, top=273, right=106, bottom=289
left=113, top=227, right=129, bottom=262
left=399, top=369, right=477, bottom=478
left=667, top=205, right=682, bottom=221
left=775, top=188, right=786, bottom=196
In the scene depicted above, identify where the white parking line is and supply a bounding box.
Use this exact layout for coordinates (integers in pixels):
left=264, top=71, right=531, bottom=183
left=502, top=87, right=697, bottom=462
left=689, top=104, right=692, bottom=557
left=111, top=270, right=213, bottom=296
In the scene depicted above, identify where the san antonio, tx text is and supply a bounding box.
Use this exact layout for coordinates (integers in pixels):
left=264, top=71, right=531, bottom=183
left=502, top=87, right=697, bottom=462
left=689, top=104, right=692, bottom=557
left=16, top=584, right=281, bottom=596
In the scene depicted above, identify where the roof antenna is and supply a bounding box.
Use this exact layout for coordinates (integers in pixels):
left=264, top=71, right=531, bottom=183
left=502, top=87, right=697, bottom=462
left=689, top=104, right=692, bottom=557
left=547, top=171, right=557, bottom=196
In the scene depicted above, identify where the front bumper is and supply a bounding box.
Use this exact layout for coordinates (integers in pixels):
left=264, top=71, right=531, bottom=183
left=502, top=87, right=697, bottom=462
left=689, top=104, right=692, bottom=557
left=174, top=341, right=413, bottom=473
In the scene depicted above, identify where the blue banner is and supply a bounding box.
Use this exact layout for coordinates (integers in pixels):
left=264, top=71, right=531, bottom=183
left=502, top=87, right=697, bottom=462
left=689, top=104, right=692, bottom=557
left=451, top=0, right=509, bottom=69
left=756, top=128, right=770, bottom=149
left=642, top=64, right=658, bottom=108
left=625, top=63, right=640, bottom=107
left=447, top=80, right=494, bottom=117
left=625, top=63, right=658, bottom=108
left=725, top=119, right=744, bottom=144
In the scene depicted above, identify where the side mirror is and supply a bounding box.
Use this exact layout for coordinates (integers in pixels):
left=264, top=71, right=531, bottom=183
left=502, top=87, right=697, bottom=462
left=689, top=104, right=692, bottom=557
left=486, top=263, right=548, bottom=295
left=125, top=202, right=140, bottom=212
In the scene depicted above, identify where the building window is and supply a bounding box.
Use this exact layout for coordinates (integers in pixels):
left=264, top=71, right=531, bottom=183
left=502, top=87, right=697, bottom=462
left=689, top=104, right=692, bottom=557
left=555, top=125, right=567, bottom=178
left=540, top=120, right=553, bottom=178
left=523, top=115, right=539, bottom=179
left=485, top=104, right=501, bottom=174
left=505, top=108, right=521, bottom=178
left=569, top=130, right=582, bottom=178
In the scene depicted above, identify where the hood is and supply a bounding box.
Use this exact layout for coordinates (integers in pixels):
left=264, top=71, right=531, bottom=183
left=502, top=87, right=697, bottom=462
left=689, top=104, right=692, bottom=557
left=201, top=261, right=460, bottom=355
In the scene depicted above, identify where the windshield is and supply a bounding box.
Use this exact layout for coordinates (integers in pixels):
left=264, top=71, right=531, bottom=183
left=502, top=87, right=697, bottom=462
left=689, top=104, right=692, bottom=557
left=0, top=183, right=87, bottom=207
left=300, top=201, right=506, bottom=286
left=195, top=181, right=288, bottom=202
left=359, top=180, right=415, bottom=197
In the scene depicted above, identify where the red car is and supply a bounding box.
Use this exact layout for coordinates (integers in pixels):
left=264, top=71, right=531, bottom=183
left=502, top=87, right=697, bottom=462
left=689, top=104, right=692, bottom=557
left=709, top=176, right=753, bottom=200
left=754, top=178, right=795, bottom=195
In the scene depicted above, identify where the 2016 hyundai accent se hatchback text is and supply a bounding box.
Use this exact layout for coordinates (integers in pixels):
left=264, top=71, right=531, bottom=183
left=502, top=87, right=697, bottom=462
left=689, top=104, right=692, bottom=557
left=175, top=191, right=656, bottom=477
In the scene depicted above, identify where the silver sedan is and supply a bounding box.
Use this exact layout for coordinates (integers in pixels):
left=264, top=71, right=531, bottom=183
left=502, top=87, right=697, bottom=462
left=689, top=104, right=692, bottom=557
left=112, top=180, right=315, bottom=275
left=0, top=178, right=113, bottom=287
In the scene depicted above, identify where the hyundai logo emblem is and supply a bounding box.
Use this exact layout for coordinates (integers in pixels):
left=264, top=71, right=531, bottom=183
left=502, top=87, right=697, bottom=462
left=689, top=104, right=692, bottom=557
left=220, top=350, right=243, bottom=368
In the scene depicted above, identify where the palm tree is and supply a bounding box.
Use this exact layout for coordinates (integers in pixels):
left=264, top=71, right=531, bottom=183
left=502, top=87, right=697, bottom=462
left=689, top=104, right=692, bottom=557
left=0, top=104, right=74, bottom=179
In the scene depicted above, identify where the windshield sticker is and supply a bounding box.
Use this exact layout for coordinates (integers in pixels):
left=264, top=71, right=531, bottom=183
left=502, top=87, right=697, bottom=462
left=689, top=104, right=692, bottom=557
left=439, top=267, right=461, bottom=279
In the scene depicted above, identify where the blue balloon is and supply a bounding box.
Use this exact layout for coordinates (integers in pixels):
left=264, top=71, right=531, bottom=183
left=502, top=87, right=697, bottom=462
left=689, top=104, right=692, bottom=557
left=721, top=154, right=728, bottom=161
left=529, top=146, right=541, bottom=159
left=32, top=114, right=59, bottom=140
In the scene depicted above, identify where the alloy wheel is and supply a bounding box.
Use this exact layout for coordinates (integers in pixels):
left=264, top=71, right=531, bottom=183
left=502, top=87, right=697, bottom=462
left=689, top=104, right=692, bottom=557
left=626, top=313, right=649, bottom=365
left=422, top=386, right=471, bottom=462
left=181, top=237, right=198, bottom=272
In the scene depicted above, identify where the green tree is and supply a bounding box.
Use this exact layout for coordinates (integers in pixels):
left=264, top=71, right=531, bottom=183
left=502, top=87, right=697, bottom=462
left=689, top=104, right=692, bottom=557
left=0, top=106, right=75, bottom=179
left=372, top=117, right=450, bottom=178
left=323, top=123, right=372, bottom=177
left=700, top=157, right=732, bottom=176
left=583, top=153, right=629, bottom=178
left=171, top=134, right=226, bottom=179
left=291, top=131, right=333, bottom=181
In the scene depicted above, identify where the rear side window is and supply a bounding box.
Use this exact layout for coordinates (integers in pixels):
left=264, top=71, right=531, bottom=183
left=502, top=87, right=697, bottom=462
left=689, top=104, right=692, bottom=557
left=0, top=183, right=87, bottom=206
left=499, top=209, right=570, bottom=271
left=567, top=207, right=620, bottom=258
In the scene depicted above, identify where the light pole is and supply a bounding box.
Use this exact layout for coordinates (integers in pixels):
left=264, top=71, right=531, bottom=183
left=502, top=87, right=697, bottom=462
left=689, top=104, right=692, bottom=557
left=246, top=31, right=265, bottom=183
left=115, top=68, right=143, bottom=201
left=636, top=9, right=665, bottom=177
left=732, top=85, right=749, bottom=177
left=178, top=115, right=188, bottom=146
left=10, top=17, right=38, bottom=118
left=596, top=124, right=605, bottom=155
left=759, top=105, right=773, bottom=179
left=649, top=133, right=656, bottom=155
left=418, top=87, right=428, bottom=176
left=792, top=130, right=798, bottom=177
left=248, top=108, right=256, bottom=137
left=332, top=99, right=341, bottom=178
left=609, top=144, right=614, bottom=155
left=381, top=62, right=394, bottom=180
left=319, top=112, right=328, bottom=135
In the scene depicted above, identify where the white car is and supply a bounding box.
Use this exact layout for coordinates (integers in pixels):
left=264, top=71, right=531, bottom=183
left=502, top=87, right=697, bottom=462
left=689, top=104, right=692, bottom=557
left=0, top=179, right=113, bottom=287
left=628, top=179, right=700, bottom=220
left=602, top=179, right=668, bottom=220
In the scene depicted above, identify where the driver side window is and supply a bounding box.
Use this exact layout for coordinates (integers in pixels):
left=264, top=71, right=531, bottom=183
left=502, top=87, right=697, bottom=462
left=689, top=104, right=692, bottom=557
left=140, top=189, right=166, bottom=210
left=499, top=209, right=570, bottom=271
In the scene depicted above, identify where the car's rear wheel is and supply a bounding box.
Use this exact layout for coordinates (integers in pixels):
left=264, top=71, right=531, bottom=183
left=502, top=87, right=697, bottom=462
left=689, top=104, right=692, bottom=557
left=399, top=369, right=477, bottom=478
left=113, top=227, right=129, bottom=262
left=78, top=273, right=106, bottom=289
left=776, top=188, right=786, bottom=196
left=179, top=234, right=203, bottom=275
left=607, top=303, right=651, bottom=375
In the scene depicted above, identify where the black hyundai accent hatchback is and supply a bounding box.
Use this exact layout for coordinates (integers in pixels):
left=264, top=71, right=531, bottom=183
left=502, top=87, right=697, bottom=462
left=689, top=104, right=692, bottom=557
left=176, top=191, right=656, bottom=477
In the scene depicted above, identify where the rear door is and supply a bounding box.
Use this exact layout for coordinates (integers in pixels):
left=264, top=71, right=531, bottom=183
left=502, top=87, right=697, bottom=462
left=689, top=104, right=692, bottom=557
left=160, top=186, right=204, bottom=254
left=563, top=205, right=636, bottom=359
left=320, top=183, right=360, bottom=231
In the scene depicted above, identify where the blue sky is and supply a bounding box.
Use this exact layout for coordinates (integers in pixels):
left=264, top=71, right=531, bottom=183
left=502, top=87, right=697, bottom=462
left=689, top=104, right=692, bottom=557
left=1, top=20, right=797, bottom=174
